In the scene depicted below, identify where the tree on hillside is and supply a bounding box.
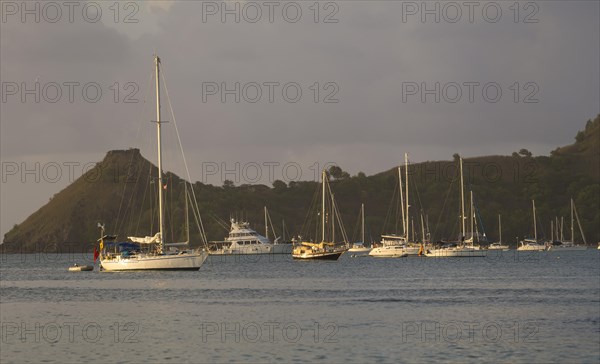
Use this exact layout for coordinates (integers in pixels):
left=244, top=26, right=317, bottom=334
left=273, top=180, right=287, bottom=190
left=328, top=165, right=350, bottom=180
left=585, top=118, right=593, bottom=130
left=519, top=149, right=532, bottom=157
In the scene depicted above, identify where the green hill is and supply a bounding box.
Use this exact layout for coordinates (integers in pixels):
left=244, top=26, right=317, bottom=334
left=2, top=115, right=599, bottom=253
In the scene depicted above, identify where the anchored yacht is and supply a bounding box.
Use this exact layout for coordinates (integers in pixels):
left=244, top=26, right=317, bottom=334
left=517, top=200, right=547, bottom=251
left=369, top=235, right=414, bottom=257
left=209, top=219, right=292, bottom=255
left=99, top=56, right=208, bottom=271
left=548, top=198, right=588, bottom=251
left=292, top=170, right=348, bottom=260
left=425, top=156, right=486, bottom=258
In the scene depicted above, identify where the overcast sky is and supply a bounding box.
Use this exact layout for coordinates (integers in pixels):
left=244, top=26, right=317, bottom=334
left=1, top=1, right=599, bottom=241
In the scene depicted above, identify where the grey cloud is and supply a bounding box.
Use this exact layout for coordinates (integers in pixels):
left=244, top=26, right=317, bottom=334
left=1, top=1, right=598, bottom=239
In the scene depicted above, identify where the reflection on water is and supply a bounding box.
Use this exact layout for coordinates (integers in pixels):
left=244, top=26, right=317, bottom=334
left=1, top=251, right=599, bottom=363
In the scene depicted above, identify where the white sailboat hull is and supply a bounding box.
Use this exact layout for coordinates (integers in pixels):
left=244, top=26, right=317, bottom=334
left=488, top=244, right=510, bottom=251
left=348, top=247, right=371, bottom=253
left=425, top=247, right=486, bottom=257
left=403, top=246, right=421, bottom=255
left=369, top=246, right=409, bottom=258
left=517, top=244, right=547, bottom=251
left=100, top=251, right=208, bottom=271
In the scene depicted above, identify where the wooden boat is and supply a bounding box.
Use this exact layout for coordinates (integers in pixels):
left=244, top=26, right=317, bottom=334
left=292, top=170, right=348, bottom=260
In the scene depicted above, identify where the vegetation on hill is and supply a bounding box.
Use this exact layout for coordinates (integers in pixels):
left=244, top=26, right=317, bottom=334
left=3, top=115, right=599, bottom=253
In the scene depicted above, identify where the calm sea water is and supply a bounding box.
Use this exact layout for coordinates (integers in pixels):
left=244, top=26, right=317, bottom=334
left=1, top=250, right=599, bottom=363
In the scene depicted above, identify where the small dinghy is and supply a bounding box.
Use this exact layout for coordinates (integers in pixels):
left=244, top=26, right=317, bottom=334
left=68, top=264, right=93, bottom=272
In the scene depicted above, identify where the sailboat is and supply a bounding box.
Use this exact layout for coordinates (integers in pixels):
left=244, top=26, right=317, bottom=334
left=517, top=200, right=547, bottom=251
left=264, top=206, right=294, bottom=253
left=548, top=198, right=587, bottom=251
left=463, top=190, right=487, bottom=249
left=349, top=203, right=371, bottom=254
left=370, top=153, right=416, bottom=257
left=425, top=156, right=486, bottom=257
left=99, top=56, right=209, bottom=271
left=488, top=214, right=510, bottom=250
left=292, top=170, right=348, bottom=260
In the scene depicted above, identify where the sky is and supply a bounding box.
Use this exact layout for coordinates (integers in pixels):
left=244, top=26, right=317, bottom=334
left=1, top=1, right=599, bottom=241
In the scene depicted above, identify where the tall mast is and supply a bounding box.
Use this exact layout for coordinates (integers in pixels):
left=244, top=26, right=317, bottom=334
left=426, top=214, right=430, bottom=242
left=361, top=203, right=365, bottom=243
left=185, top=184, right=189, bottom=243
left=460, top=157, right=465, bottom=240
left=570, top=198, right=574, bottom=243
left=331, top=193, right=336, bottom=242
left=264, top=206, right=269, bottom=240
left=498, top=214, right=502, bottom=243
left=155, top=55, right=164, bottom=253
left=556, top=217, right=560, bottom=241
left=420, top=213, right=425, bottom=243
left=321, top=170, right=326, bottom=242
left=560, top=216, right=564, bottom=241
left=398, top=167, right=406, bottom=236
left=474, top=202, right=480, bottom=242
left=532, top=200, right=537, bottom=241
left=551, top=220, right=554, bottom=241
left=573, top=200, right=587, bottom=244
left=405, top=153, right=409, bottom=242
left=470, top=190, right=474, bottom=241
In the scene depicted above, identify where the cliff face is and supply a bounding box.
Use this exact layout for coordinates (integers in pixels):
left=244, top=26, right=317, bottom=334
left=3, top=116, right=599, bottom=253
